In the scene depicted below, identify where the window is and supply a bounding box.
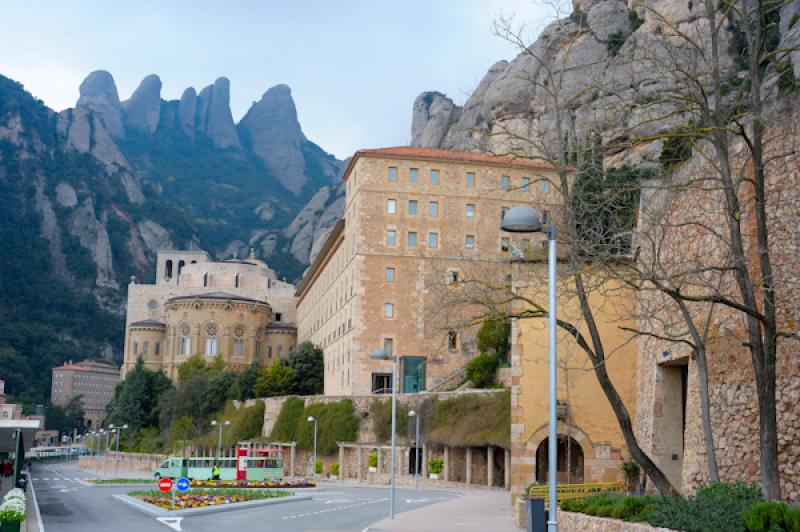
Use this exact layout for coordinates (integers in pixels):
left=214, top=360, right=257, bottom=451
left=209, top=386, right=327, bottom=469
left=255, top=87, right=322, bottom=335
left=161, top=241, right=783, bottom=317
left=386, top=267, right=395, bottom=282
left=448, top=331, right=458, bottom=349
left=234, top=340, right=244, bottom=357
left=384, top=338, right=394, bottom=356
left=388, top=167, right=397, bottom=182
left=407, top=232, right=417, bottom=247
left=465, top=234, right=475, bottom=249
left=387, top=230, right=396, bottom=246
left=408, top=200, right=418, bottom=215
left=387, top=199, right=397, bottom=214
left=466, top=204, right=475, bottom=218
left=428, top=232, right=438, bottom=248
left=466, top=172, right=475, bottom=187
left=448, top=271, right=461, bottom=285
left=543, top=210, right=550, bottom=224
left=384, top=303, right=394, bottom=318
left=522, top=239, right=531, bottom=250
left=133, top=342, right=138, bottom=355
left=501, top=237, right=510, bottom=252
left=429, top=201, right=438, bottom=217
left=276, top=312, right=282, bottom=322
left=278, top=346, right=284, bottom=358
left=542, top=180, right=550, bottom=193
left=501, top=175, right=510, bottom=190
left=205, top=324, right=218, bottom=356
left=409, top=168, right=418, bottom=183
left=255, top=341, right=262, bottom=360
left=180, top=336, right=191, bottom=356
left=501, top=206, right=509, bottom=221
left=268, top=346, right=273, bottom=359
left=522, top=177, right=530, bottom=192
left=235, top=273, right=240, bottom=288
left=431, top=169, right=439, bottom=184
left=372, top=373, right=392, bottom=394
left=155, top=343, right=160, bottom=356
left=203, top=272, right=209, bottom=287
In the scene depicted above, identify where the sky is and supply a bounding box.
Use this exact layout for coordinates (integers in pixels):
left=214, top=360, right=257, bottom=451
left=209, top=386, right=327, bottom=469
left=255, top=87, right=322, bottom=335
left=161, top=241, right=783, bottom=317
left=0, top=1, right=559, bottom=159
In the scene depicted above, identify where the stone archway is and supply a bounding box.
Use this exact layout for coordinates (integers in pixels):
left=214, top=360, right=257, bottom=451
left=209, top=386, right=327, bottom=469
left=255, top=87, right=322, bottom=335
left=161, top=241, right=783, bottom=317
left=535, top=436, right=584, bottom=483
left=525, top=422, right=595, bottom=485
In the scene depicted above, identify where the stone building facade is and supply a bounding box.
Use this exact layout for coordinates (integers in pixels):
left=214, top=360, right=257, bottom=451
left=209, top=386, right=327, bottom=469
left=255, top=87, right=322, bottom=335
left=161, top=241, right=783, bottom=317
left=51, top=360, right=120, bottom=427
left=296, top=146, right=559, bottom=395
left=122, top=250, right=297, bottom=382
left=509, top=270, right=639, bottom=523
left=633, top=136, right=800, bottom=502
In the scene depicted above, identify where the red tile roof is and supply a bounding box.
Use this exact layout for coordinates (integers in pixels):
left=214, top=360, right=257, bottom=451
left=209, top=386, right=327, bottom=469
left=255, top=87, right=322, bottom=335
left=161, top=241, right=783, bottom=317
left=342, top=146, right=557, bottom=181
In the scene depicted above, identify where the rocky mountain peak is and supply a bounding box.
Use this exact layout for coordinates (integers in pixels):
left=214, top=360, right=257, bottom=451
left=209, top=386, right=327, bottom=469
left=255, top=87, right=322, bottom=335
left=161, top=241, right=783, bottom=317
left=195, top=76, right=241, bottom=150
left=410, top=91, right=461, bottom=148
left=238, top=83, right=309, bottom=195
left=76, top=70, right=125, bottom=138
left=122, top=74, right=162, bottom=134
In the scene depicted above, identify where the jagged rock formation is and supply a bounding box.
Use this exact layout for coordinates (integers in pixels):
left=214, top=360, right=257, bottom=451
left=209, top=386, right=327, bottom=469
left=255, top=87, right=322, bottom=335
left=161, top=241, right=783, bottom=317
left=282, top=182, right=345, bottom=264
left=410, top=92, right=461, bottom=148
left=178, top=87, right=197, bottom=137
left=239, top=84, right=308, bottom=194
left=196, top=77, right=241, bottom=149
left=76, top=70, right=125, bottom=138
left=123, top=74, right=162, bottom=133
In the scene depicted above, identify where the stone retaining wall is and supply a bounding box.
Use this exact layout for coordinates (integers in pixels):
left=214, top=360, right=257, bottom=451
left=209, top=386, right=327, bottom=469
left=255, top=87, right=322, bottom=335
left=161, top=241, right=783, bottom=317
left=78, top=451, right=166, bottom=474
left=558, top=511, right=674, bottom=532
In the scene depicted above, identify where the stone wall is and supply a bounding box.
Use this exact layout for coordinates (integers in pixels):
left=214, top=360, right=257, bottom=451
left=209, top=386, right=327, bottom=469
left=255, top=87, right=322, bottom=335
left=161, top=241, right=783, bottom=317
left=78, top=451, right=166, bottom=474
left=557, top=512, right=674, bottom=532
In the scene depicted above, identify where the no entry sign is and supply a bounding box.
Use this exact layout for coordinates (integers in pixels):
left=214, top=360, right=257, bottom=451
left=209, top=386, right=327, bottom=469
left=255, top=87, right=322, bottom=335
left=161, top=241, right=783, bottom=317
left=158, top=478, right=173, bottom=492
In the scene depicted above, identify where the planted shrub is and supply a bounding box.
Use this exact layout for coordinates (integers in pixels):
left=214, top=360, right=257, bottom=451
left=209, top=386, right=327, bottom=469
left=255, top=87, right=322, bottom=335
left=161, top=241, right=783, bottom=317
left=742, top=501, right=788, bottom=532
left=331, top=463, right=340, bottom=476
left=368, top=453, right=378, bottom=468
left=315, top=460, right=323, bottom=474
left=428, top=459, right=444, bottom=475
left=465, top=353, right=499, bottom=388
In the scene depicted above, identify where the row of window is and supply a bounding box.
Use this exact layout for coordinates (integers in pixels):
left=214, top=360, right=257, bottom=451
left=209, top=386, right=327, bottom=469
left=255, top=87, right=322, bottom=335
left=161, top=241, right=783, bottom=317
left=387, top=200, right=549, bottom=223
left=387, top=166, right=550, bottom=193
left=176, top=336, right=292, bottom=360
left=386, top=230, right=533, bottom=252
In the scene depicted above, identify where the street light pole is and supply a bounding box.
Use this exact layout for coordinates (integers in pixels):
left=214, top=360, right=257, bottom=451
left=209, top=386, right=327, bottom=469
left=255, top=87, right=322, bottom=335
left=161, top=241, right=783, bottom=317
left=371, top=348, right=397, bottom=519
left=103, top=430, right=111, bottom=479
left=307, top=416, right=317, bottom=482
left=409, top=410, right=420, bottom=490
left=211, top=420, right=230, bottom=457
left=502, top=205, right=558, bottom=532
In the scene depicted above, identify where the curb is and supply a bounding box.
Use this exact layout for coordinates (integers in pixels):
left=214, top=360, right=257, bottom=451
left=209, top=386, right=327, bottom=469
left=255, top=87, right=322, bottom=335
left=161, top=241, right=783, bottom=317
left=112, top=492, right=312, bottom=516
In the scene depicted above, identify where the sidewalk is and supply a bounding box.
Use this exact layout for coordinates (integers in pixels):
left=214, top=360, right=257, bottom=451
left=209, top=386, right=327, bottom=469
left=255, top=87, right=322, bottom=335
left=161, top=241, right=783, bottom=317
left=367, top=488, right=519, bottom=532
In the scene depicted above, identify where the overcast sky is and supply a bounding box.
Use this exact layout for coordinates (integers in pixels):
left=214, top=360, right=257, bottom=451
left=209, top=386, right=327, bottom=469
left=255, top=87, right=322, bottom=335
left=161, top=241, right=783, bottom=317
left=1, top=1, right=559, bottom=159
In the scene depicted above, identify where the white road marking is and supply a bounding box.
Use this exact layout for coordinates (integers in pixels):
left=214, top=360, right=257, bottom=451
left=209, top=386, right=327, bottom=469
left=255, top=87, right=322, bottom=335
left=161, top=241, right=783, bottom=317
left=323, top=498, right=352, bottom=505
left=282, top=498, right=388, bottom=520
left=405, top=498, right=430, bottom=504
left=58, top=488, right=77, bottom=493
left=156, top=517, right=183, bottom=531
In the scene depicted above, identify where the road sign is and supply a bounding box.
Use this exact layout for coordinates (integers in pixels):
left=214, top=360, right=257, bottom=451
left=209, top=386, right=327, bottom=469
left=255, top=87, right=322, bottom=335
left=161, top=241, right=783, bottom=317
left=176, top=477, right=190, bottom=492
left=158, top=478, right=173, bottom=492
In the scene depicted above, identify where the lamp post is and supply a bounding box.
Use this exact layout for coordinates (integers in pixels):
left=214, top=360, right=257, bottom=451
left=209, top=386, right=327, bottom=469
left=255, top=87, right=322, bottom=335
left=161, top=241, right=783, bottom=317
left=307, top=416, right=317, bottom=481
left=408, top=410, right=420, bottom=490
left=502, top=205, right=558, bottom=532
left=103, top=429, right=111, bottom=479
left=210, top=420, right=230, bottom=457
left=371, top=347, right=397, bottom=519
left=109, top=424, right=128, bottom=453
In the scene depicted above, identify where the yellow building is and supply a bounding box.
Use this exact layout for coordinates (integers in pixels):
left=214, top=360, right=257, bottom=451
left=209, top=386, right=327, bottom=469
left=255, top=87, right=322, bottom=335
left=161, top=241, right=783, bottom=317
left=509, top=267, right=638, bottom=521
left=122, top=250, right=297, bottom=382
left=297, top=147, right=560, bottom=395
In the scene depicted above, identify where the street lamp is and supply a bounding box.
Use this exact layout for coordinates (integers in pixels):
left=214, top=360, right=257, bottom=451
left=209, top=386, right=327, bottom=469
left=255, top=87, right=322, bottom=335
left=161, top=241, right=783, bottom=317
left=109, top=424, right=128, bottom=453
left=371, top=347, right=397, bottom=519
left=408, top=410, right=420, bottom=490
left=502, top=205, right=558, bottom=532
left=210, top=420, right=230, bottom=457
left=102, top=429, right=111, bottom=479
left=307, top=416, right=317, bottom=481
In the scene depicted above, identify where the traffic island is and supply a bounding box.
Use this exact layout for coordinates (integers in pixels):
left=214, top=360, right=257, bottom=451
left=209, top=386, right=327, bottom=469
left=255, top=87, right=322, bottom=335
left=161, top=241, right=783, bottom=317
left=113, top=488, right=311, bottom=516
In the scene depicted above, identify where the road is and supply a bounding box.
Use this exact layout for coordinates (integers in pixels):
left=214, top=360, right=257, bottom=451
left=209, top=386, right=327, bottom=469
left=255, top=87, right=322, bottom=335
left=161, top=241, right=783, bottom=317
left=31, top=463, right=459, bottom=532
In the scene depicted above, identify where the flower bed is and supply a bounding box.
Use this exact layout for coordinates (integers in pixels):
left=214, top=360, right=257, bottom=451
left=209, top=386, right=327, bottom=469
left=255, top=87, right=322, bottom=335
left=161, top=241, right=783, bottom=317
left=188, top=479, right=315, bottom=489
left=130, top=488, right=290, bottom=511
left=0, top=488, right=26, bottom=522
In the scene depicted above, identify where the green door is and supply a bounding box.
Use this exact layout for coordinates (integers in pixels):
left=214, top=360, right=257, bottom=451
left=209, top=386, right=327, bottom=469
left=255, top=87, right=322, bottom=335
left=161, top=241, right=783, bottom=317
left=402, top=357, right=426, bottom=393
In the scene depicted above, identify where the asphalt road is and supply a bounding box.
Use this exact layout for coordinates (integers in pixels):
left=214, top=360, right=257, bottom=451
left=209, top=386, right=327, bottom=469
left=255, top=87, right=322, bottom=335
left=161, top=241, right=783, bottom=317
left=31, top=464, right=459, bottom=532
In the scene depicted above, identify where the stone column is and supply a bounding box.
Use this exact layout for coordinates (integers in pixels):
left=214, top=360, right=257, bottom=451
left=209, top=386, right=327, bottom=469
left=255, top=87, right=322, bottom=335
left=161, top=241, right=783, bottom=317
left=377, top=447, right=384, bottom=474
left=422, top=444, right=428, bottom=478
left=339, top=445, right=345, bottom=480
left=504, top=447, right=510, bottom=489
left=466, top=447, right=473, bottom=485
left=357, top=445, right=363, bottom=482
left=290, top=444, right=296, bottom=477
left=444, top=446, right=450, bottom=482
left=487, top=446, right=494, bottom=487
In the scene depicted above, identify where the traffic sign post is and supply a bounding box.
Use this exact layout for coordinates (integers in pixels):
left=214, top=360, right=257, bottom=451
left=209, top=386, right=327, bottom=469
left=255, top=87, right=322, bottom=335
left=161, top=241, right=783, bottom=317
left=176, top=477, right=190, bottom=492
left=157, top=478, right=175, bottom=510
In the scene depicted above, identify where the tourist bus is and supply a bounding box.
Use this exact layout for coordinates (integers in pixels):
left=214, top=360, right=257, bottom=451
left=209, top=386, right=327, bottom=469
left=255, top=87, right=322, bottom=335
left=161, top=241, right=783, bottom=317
left=154, top=448, right=285, bottom=481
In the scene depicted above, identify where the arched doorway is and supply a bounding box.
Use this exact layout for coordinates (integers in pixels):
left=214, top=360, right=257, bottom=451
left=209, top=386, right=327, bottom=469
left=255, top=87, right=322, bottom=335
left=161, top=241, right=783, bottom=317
left=535, top=435, right=584, bottom=483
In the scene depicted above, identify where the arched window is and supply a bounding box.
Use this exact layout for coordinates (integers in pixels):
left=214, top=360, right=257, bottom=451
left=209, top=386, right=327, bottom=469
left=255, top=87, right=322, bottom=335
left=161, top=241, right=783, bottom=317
left=155, top=342, right=160, bottom=356
left=143, top=341, right=149, bottom=356
left=203, top=273, right=209, bottom=287
left=235, top=273, right=241, bottom=288
left=277, top=345, right=284, bottom=359
left=268, top=346, right=273, bottom=359
left=233, top=325, right=245, bottom=357
left=205, top=324, right=218, bottom=356
left=178, top=260, right=186, bottom=277
left=165, top=260, right=173, bottom=280
left=133, top=342, right=139, bottom=355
